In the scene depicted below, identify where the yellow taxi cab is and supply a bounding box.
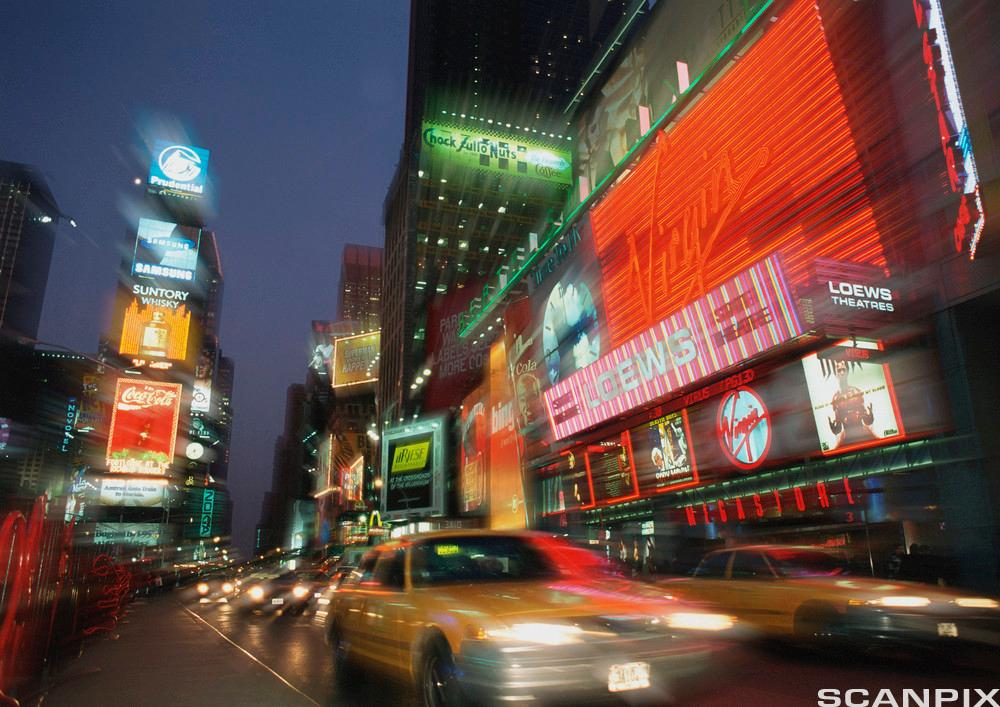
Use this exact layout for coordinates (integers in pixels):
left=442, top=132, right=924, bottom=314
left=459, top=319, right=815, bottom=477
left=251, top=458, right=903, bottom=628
left=326, top=530, right=736, bottom=706
left=663, top=545, right=1000, bottom=647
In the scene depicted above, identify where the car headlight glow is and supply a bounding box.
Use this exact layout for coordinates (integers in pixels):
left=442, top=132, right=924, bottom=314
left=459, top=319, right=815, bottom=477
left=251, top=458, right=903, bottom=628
left=666, top=612, right=734, bottom=631
left=248, top=585, right=265, bottom=601
left=221, top=582, right=234, bottom=594
left=955, top=597, right=999, bottom=609
left=196, top=582, right=210, bottom=595
left=870, top=596, right=931, bottom=608
left=292, top=585, right=310, bottom=599
left=486, top=623, right=585, bottom=645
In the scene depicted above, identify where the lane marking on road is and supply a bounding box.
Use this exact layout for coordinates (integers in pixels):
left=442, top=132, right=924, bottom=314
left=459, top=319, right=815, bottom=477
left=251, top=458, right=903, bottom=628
left=182, top=605, right=321, bottom=707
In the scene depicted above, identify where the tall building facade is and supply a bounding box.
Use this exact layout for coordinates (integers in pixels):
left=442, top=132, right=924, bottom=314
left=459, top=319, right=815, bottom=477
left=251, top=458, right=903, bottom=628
left=337, top=244, right=382, bottom=330
left=0, top=160, right=59, bottom=342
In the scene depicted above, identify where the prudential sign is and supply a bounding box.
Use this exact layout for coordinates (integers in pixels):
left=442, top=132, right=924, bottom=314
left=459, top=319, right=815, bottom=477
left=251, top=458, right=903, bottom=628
left=148, top=141, right=210, bottom=199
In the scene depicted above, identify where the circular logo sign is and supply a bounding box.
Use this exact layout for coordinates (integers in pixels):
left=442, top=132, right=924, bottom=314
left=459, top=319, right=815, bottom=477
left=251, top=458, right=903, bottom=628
left=717, top=386, right=771, bottom=470
left=158, top=145, right=203, bottom=183
left=185, top=441, right=205, bottom=461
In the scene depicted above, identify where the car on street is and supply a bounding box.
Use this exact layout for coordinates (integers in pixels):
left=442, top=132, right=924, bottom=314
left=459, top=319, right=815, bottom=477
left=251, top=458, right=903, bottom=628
left=662, top=545, right=1000, bottom=648
left=326, top=530, right=736, bottom=706
left=235, top=567, right=329, bottom=615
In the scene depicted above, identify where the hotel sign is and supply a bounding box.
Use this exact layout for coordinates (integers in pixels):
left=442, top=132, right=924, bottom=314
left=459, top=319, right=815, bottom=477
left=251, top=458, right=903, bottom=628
left=543, top=255, right=802, bottom=440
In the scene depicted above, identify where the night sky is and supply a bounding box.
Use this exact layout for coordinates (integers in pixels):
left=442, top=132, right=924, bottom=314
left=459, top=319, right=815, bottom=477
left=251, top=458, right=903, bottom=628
left=1, top=2, right=408, bottom=553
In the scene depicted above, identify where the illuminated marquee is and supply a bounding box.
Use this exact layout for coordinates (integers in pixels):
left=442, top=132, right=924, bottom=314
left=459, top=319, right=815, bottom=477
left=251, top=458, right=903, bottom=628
left=543, top=255, right=802, bottom=440
left=106, top=380, right=182, bottom=475
left=590, top=0, right=888, bottom=347
left=421, top=120, right=572, bottom=186
left=331, top=331, right=380, bottom=388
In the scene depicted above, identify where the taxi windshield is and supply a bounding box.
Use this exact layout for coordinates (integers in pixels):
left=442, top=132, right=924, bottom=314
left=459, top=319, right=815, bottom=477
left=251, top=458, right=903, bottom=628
left=411, top=536, right=555, bottom=586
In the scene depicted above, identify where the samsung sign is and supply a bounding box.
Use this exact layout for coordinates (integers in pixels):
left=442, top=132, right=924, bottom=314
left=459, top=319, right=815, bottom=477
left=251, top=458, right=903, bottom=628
left=148, top=141, right=210, bottom=199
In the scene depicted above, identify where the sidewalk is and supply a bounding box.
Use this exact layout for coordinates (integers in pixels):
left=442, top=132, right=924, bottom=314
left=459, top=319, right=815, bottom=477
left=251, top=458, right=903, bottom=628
left=34, top=596, right=318, bottom=707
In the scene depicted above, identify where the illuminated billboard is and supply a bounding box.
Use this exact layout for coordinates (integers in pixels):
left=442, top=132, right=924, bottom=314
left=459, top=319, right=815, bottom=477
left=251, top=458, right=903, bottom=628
left=132, top=218, right=200, bottom=283
left=105, top=379, right=182, bottom=475
left=341, top=455, right=364, bottom=504
left=148, top=141, right=210, bottom=200
left=459, top=387, right=487, bottom=514
left=118, top=284, right=192, bottom=362
left=487, top=340, right=526, bottom=529
left=421, top=121, right=571, bottom=186
left=97, top=477, right=168, bottom=507
left=802, top=341, right=904, bottom=455
left=589, top=0, right=888, bottom=348
left=585, top=432, right=639, bottom=506
left=94, top=523, right=168, bottom=546
left=631, top=410, right=699, bottom=494
left=381, top=416, right=446, bottom=519
left=543, top=255, right=802, bottom=440
left=331, top=332, right=380, bottom=388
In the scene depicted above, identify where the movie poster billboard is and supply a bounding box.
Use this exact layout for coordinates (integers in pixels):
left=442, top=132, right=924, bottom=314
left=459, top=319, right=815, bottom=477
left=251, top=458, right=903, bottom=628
left=131, top=218, right=201, bottom=283
left=586, top=432, right=640, bottom=505
left=105, top=380, right=182, bottom=475
left=331, top=332, right=380, bottom=388
left=572, top=0, right=767, bottom=205
left=802, top=341, right=905, bottom=455
left=381, top=417, right=446, bottom=519
left=488, top=340, right=526, bottom=529
left=631, top=410, right=699, bottom=494
left=459, top=386, right=488, bottom=514
left=539, top=449, right=593, bottom=515
left=118, top=283, right=193, bottom=363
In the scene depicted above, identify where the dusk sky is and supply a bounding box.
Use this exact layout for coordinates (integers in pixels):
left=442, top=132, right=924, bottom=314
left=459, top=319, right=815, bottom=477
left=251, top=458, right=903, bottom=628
left=1, top=2, right=409, bottom=553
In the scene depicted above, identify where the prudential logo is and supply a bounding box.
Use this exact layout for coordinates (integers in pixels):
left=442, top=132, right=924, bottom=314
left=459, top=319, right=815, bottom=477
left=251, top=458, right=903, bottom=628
left=817, top=688, right=999, bottom=707
left=158, top=145, right=202, bottom=182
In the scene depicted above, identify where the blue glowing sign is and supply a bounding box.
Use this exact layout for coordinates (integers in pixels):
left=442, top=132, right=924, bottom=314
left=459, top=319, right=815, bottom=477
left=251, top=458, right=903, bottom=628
left=148, top=141, right=210, bottom=199
left=132, top=218, right=200, bottom=283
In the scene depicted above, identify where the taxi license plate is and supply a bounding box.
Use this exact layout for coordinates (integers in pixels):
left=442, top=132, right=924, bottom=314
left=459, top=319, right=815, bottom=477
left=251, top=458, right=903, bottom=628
left=608, top=662, right=650, bottom=693
left=271, top=598, right=284, bottom=605
left=937, top=622, right=958, bottom=637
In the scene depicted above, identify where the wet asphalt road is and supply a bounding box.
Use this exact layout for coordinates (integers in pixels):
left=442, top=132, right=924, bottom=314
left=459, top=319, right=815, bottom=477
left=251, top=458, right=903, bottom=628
left=184, top=596, right=1000, bottom=707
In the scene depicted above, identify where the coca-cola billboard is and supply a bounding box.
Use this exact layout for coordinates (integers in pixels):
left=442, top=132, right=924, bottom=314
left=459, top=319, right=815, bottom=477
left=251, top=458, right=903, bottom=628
left=106, top=379, right=183, bottom=475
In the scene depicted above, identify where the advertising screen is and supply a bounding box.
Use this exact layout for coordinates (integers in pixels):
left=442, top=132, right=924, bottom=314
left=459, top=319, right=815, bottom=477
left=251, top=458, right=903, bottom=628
left=540, top=450, right=593, bottom=515
left=331, top=332, right=380, bottom=388
left=589, top=0, right=888, bottom=348
left=586, top=432, right=639, bottom=505
left=148, top=141, right=210, bottom=200
left=105, top=379, right=182, bottom=475
left=424, top=280, right=494, bottom=410
left=342, top=455, right=364, bottom=504
left=382, top=417, right=446, bottom=519
left=543, top=255, right=802, bottom=440
left=573, top=0, right=767, bottom=204
left=97, top=477, right=168, bottom=507
left=131, top=218, right=200, bottom=283
left=118, top=283, right=193, bottom=363
left=421, top=121, right=571, bottom=187
left=631, top=410, right=698, bottom=494
left=802, top=341, right=905, bottom=455
left=487, top=340, right=526, bottom=529
left=94, top=523, right=168, bottom=546
left=459, top=387, right=487, bottom=514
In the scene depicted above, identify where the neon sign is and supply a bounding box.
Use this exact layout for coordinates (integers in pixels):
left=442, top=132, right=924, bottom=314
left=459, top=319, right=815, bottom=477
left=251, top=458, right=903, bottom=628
left=543, top=255, right=801, bottom=440
left=716, top=386, right=771, bottom=470
left=913, top=0, right=985, bottom=258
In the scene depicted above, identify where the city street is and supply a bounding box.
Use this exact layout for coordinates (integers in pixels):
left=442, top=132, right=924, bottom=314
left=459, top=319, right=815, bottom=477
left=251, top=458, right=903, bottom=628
left=34, top=594, right=1000, bottom=707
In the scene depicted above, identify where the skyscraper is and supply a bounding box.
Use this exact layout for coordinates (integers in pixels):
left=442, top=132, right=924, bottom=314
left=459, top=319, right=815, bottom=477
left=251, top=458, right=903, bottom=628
left=0, top=160, right=60, bottom=342
left=337, top=244, right=382, bottom=330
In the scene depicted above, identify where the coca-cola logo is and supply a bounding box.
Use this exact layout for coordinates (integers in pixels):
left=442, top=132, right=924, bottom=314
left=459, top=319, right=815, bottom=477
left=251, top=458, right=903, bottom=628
left=118, top=384, right=179, bottom=409
left=717, top=386, right=771, bottom=470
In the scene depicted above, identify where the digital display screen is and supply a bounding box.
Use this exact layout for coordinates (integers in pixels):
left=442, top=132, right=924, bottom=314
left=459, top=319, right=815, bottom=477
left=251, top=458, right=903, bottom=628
left=132, top=218, right=200, bottom=283
left=118, top=283, right=192, bottom=363
left=385, top=434, right=435, bottom=513
left=105, top=380, right=182, bottom=475
left=148, top=141, right=210, bottom=200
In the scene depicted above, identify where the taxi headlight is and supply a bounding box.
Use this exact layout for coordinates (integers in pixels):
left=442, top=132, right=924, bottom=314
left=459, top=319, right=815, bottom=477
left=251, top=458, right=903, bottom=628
left=955, top=597, right=999, bottom=609
left=486, top=623, right=585, bottom=645
left=221, top=582, right=234, bottom=594
left=292, top=585, right=310, bottom=600
left=868, top=596, right=931, bottom=608
left=196, top=582, right=210, bottom=595
left=248, top=585, right=265, bottom=601
left=665, top=612, right=734, bottom=631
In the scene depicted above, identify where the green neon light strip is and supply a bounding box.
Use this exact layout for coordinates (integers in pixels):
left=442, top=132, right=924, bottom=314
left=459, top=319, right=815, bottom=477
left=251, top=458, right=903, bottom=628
left=458, top=0, right=776, bottom=339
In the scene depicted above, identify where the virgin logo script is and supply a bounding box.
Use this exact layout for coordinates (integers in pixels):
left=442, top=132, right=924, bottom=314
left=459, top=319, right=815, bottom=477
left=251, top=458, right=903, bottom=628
left=626, top=145, right=769, bottom=325
left=119, top=386, right=178, bottom=409
left=717, top=386, right=771, bottom=469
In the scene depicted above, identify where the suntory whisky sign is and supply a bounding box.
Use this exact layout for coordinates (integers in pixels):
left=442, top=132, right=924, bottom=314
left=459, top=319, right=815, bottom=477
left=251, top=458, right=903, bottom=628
left=420, top=120, right=572, bottom=186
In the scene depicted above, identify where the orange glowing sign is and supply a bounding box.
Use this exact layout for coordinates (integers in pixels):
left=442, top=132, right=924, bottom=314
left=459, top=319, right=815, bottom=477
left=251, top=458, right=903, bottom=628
left=118, top=285, right=192, bottom=362
left=590, top=0, right=888, bottom=347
